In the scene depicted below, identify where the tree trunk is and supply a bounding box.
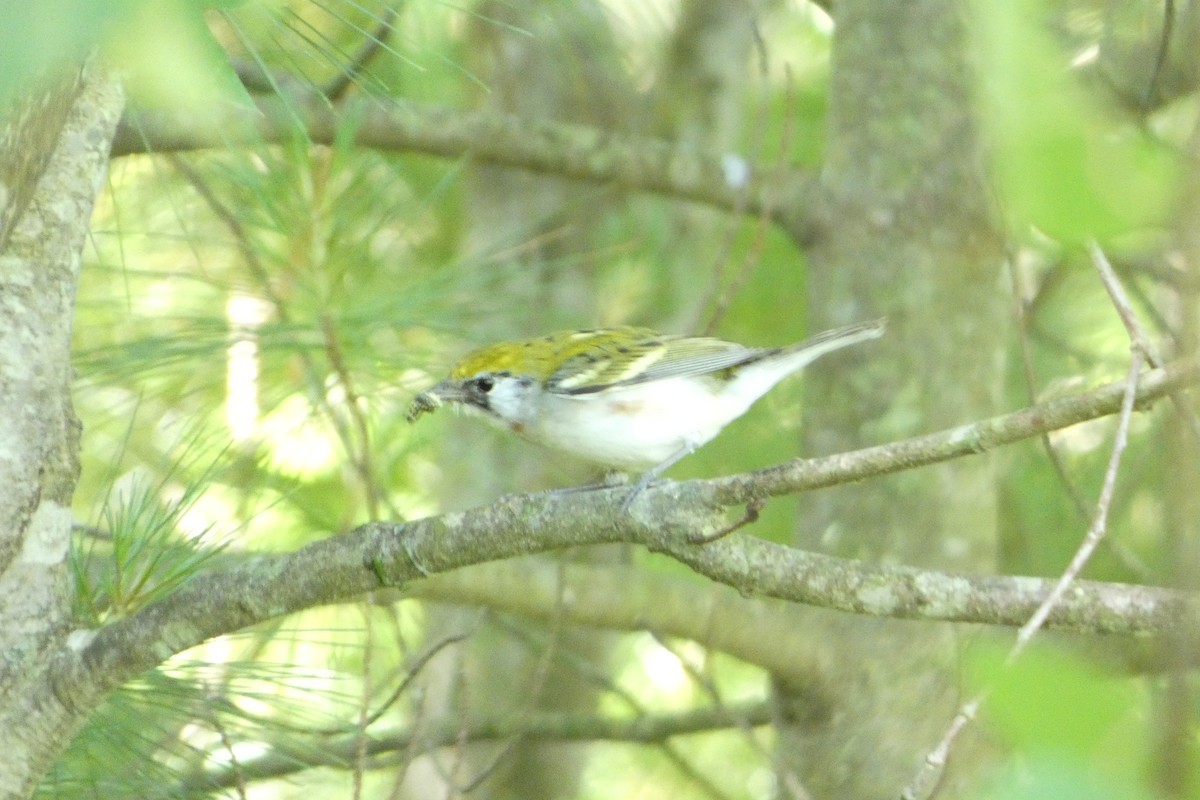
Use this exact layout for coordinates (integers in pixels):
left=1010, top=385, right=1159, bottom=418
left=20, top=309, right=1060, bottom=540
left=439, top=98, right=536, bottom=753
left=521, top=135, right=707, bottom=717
left=0, top=64, right=124, bottom=800
left=784, top=2, right=1007, bottom=796
left=407, top=3, right=634, bottom=797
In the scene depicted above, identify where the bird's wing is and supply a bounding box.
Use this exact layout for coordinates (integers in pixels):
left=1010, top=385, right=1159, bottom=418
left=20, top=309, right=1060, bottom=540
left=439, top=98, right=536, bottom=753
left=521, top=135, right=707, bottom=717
left=550, top=333, right=766, bottom=395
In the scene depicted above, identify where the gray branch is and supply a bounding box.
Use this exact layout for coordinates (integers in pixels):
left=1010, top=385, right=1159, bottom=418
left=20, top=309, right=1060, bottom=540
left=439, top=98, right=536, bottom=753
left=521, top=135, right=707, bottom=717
left=55, top=355, right=1200, bottom=709
left=112, top=96, right=824, bottom=244
left=174, top=701, right=772, bottom=797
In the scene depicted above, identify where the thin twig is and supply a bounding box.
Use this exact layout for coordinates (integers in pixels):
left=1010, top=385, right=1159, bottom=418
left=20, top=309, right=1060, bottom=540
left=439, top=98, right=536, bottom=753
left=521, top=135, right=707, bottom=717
left=1118, top=252, right=1200, bottom=292
left=353, top=603, right=375, bottom=800
left=209, top=705, right=250, bottom=800
left=1090, top=241, right=1164, bottom=363
left=647, top=631, right=776, bottom=799
left=710, top=354, right=1197, bottom=505
left=171, top=154, right=391, bottom=518
left=1144, top=0, right=1176, bottom=110
left=179, top=700, right=775, bottom=795
left=1009, top=252, right=1149, bottom=578
left=697, top=61, right=792, bottom=336
left=320, top=314, right=384, bottom=520
left=690, top=497, right=765, bottom=544
left=1012, top=351, right=1142, bottom=644
left=902, top=338, right=1145, bottom=800
left=500, top=618, right=737, bottom=800
left=1089, top=239, right=1200, bottom=442
left=451, top=568, right=571, bottom=796
left=369, top=634, right=470, bottom=728
left=1007, top=253, right=1092, bottom=523
left=166, top=154, right=279, bottom=309
left=324, top=5, right=400, bottom=101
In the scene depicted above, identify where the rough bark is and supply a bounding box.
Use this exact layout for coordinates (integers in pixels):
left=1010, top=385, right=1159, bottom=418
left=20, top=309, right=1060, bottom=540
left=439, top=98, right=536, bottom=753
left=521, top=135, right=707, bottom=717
left=787, top=1, right=1007, bottom=796
left=0, top=64, right=123, bottom=800
left=408, top=3, right=634, bottom=797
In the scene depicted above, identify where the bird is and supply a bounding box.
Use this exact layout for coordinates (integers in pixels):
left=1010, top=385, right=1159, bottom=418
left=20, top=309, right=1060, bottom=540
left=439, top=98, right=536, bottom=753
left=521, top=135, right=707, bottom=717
left=408, top=319, right=885, bottom=508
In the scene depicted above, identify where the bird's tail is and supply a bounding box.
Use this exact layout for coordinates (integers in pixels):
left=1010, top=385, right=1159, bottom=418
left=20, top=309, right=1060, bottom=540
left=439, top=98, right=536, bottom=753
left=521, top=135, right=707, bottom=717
left=728, top=318, right=886, bottom=402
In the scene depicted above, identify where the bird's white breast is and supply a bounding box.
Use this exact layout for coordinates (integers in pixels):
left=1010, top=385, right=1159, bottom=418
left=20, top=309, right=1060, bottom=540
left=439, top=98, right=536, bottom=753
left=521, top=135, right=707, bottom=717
left=524, top=376, right=756, bottom=469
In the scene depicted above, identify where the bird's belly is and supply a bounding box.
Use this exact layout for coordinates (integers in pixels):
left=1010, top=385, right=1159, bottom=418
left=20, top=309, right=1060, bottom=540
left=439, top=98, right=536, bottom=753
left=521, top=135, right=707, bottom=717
left=526, top=378, right=747, bottom=470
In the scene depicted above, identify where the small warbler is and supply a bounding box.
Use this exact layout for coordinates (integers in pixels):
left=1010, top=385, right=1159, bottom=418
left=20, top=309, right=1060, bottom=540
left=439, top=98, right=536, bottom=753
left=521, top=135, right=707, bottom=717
left=408, top=319, right=884, bottom=505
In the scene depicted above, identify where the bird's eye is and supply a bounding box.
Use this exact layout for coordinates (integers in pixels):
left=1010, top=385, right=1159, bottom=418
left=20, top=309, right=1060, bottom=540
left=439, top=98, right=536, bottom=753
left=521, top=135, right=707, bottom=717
left=474, top=376, right=495, bottom=393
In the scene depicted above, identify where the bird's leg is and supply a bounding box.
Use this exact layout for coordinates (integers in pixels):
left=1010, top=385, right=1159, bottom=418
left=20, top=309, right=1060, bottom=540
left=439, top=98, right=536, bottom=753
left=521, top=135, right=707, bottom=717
left=547, top=472, right=626, bottom=495
left=620, top=444, right=695, bottom=512
left=506, top=471, right=627, bottom=503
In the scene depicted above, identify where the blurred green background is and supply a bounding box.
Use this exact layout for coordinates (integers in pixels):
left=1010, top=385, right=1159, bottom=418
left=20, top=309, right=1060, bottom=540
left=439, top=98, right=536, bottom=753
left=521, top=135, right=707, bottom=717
left=6, top=0, right=1197, bottom=797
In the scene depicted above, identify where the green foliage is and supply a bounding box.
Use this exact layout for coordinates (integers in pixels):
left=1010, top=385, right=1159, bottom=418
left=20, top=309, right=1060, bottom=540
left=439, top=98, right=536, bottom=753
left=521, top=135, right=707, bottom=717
left=40, top=655, right=369, bottom=799
left=72, top=436, right=231, bottom=622
left=969, top=643, right=1157, bottom=800
left=977, top=0, right=1175, bottom=242
left=34, top=0, right=1197, bottom=797
left=0, top=0, right=250, bottom=111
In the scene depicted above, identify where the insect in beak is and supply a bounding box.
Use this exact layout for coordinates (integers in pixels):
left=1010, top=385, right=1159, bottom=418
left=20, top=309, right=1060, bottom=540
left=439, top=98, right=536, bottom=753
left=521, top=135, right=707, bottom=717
left=407, top=382, right=457, bottom=422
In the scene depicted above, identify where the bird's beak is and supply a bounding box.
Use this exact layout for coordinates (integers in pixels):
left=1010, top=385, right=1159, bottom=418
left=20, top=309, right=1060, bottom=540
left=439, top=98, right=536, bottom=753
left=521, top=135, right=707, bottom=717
left=406, top=380, right=465, bottom=423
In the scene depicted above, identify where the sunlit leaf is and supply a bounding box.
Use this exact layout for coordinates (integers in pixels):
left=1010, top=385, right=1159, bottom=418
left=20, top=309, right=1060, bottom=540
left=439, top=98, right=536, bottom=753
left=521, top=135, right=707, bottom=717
left=0, top=1, right=249, bottom=111
left=976, top=0, right=1174, bottom=242
left=969, top=643, right=1146, bottom=778
left=103, top=0, right=252, bottom=112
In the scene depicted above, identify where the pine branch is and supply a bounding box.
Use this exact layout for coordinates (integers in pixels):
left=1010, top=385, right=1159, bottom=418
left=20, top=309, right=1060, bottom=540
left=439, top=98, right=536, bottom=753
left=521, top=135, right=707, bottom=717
left=173, top=701, right=772, bottom=797
left=112, top=96, right=824, bottom=245
left=54, top=354, right=1200, bottom=713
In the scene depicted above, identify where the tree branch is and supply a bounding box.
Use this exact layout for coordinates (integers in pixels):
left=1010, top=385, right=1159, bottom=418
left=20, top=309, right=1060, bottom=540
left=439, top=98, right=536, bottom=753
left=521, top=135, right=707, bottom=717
left=56, top=356, right=1200, bottom=708
left=111, top=96, right=825, bottom=244
left=411, top=560, right=828, bottom=687
left=0, top=61, right=125, bottom=800
left=175, top=701, right=773, bottom=797
left=709, top=352, right=1200, bottom=503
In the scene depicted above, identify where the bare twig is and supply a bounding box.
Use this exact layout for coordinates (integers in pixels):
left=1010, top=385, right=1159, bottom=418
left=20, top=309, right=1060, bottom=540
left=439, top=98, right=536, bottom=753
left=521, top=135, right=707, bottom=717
left=709, top=354, right=1199, bottom=505
left=452, top=573, right=569, bottom=796
left=696, top=61, right=792, bottom=336
left=171, top=154, right=391, bottom=518
left=1089, top=239, right=1200, bottom=442
left=904, top=254, right=1157, bottom=799
left=1009, top=251, right=1147, bottom=577
left=363, top=633, right=470, bottom=731
left=113, top=98, right=825, bottom=246
left=903, top=349, right=1144, bottom=800
left=1015, top=351, right=1142, bottom=642
left=323, top=5, right=399, bottom=101
left=1118, top=251, right=1200, bottom=292
left=498, top=617, right=735, bottom=799
left=1144, top=0, right=1176, bottom=110
left=690, top=497, right=765, bottom=544
left=1090, top=241, right=1165, bottom=363
left=320, top=314, right=385, bottom=520
left=176, top=700, right=775, bottom=796
left=353, top=603, right=374, bottom=800
left=1007, top=253, right=1092, bottom=523
left=647, top=631, right=776, bottom=799
left=927, top=255, right=1155, bottom=774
